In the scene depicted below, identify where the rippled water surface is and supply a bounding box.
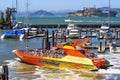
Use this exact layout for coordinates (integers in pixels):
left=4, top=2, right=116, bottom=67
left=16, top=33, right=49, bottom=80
left=0, top=28, right=120, bottom=80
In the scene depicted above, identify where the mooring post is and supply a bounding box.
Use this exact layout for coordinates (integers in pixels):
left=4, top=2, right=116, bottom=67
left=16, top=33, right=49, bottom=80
left=105, top=40, right=107, bottom=46
left=117, top=31, right=118, bottom=39
left=100, top=41, right=102, bottom=51
left=42, top=38, right=44, bottom=50
left=26, top=29, right=29, bottom=37
left=90, top=30, right=92, bottom=36
left=64, top=35, right=66, bottom=42
left=46, top=30, right=49, bottom=49
left=52, top=30, right=54, bottom=47
left=2, top=64, right=8, bottom=80
left=36, top=28, right=39, bottom=35
left=86, top=29, right=88, bottom=37
left=55, top=32, right=57, bottom=46
left=79, top=28, right=81, bottom=38
left=48, top=41, right=50, bottom=50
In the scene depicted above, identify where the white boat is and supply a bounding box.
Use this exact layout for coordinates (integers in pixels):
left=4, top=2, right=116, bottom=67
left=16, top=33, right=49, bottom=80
left=99, top=23, right=110, bottom=35
left=64, top=19, right=72, bottom=22
left=64, top=19, right=82, bottom=22
left=66, top=23, right=79, bottom=31
left=99, top=1, right=111, bottom=38
left=66, top=23, right=80, bottom=38
left=109, top=42, right=120, bottom=53
left=68, top=28, right=80, bottom=38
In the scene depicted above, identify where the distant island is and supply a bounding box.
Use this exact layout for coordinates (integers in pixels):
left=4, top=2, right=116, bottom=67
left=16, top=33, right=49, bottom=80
left=16, top=7, right=120, bottom=17
left=67, top=7, right=118, bottom=17
left=31, top=10, right=55, bottom=17
left=30, top=10, right=67, bottom=17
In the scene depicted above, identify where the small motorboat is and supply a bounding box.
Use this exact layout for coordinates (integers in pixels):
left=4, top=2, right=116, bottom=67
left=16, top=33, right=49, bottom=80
left=68, top=28, right=81, bottom=39
left=1, top=30, right=25, bottom=39
left=64, top=18, right=72, bottom=22
left=12, top=38, right=110, bottom=71
left=99, top=22, right=110, bottom=37
left=109, top=42, right=120, bottom=53
left=66, top=23, right=81, bottom=39
left=64, top=19, right=82, bottom=23
left=100, top=23, right=110, bottom=34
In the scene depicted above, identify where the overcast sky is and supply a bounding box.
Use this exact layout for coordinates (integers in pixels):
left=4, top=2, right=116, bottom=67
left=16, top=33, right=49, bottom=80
left=0, top=0, right=119, bottom=12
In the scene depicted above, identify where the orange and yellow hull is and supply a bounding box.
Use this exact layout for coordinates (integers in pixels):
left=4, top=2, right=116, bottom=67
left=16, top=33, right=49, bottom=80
left=13, top=50, right=98, bottom=71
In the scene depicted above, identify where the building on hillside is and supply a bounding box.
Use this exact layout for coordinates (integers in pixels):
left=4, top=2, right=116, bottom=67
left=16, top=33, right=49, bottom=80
left=67, top=7, right=117, bottom=17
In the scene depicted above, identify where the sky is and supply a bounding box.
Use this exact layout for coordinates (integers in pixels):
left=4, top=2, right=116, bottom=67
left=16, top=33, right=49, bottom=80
left=0, top=0, right=119, bottom=12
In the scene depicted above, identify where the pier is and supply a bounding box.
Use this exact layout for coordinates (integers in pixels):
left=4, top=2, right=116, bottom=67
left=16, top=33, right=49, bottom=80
left=30, top=23, right=120, bottom=28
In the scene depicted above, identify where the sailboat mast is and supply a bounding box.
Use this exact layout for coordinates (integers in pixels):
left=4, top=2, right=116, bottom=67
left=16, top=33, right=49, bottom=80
left=108, top=0, right=110, bottom=27
left=16, top=0, right=18, bottom=22
left=26, top=0, right=29, bottom=27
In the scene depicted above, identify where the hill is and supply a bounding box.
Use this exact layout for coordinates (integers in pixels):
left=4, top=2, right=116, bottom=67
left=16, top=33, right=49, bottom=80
left=31, top=10, right=55, bottom=17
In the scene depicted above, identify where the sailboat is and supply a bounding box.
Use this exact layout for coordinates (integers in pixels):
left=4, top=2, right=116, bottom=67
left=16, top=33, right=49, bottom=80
left=1, top=2, right=25, bottom=40
left=20, top=0, right=45, bottom=37
left=99, top=0, right=111, bottom=38
left=0, top=0, right=42, bottom=39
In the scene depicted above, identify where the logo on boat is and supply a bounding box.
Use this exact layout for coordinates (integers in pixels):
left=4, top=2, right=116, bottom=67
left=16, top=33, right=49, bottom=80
left=38, top=59, right=60, bottom=66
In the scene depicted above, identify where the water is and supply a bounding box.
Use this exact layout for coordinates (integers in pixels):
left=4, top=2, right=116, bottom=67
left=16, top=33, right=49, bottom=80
left=0, top=17, right=120, bottom=80
left=17, top=16, right=120, bottom=25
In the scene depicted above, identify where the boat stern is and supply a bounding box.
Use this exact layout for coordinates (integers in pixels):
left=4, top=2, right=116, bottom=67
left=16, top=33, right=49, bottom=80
left=61, top=56, right=98, bottom=71
left=92, top=58, right=110, bottom=69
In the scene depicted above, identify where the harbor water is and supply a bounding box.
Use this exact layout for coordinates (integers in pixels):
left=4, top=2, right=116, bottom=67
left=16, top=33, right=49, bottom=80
left=17, top=16, right=120, bottom=25
left=0, top=17, right=120, bottom=80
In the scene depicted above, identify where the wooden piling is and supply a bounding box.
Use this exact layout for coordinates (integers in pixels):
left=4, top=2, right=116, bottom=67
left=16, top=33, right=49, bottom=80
left=0, top=74, right=4, bottom=80
left=64, top=35, right=66, bottom=42
left=97, top=41, right=106, bottom=53
left=100, top=41, right=102, bottom=51
left=80, top=28, right=81, bottom=38
left=36, top=28, right=39, bottom=35
left=86, top=29, right=88, bottom=37
left=0, top=64, right=9, bottom=80
left=42, top=38, right=44, bottom=50
left=52, top=31, right=55, bottom=47
left=90, top=31, right=92, bottom=36
left=48, top=41, right=50, bottom=50
left=55, top=33, right=57, bottom=46
left=117, top=31, right=119, bottom=39
left=45, top=30, right=49, bottom=49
